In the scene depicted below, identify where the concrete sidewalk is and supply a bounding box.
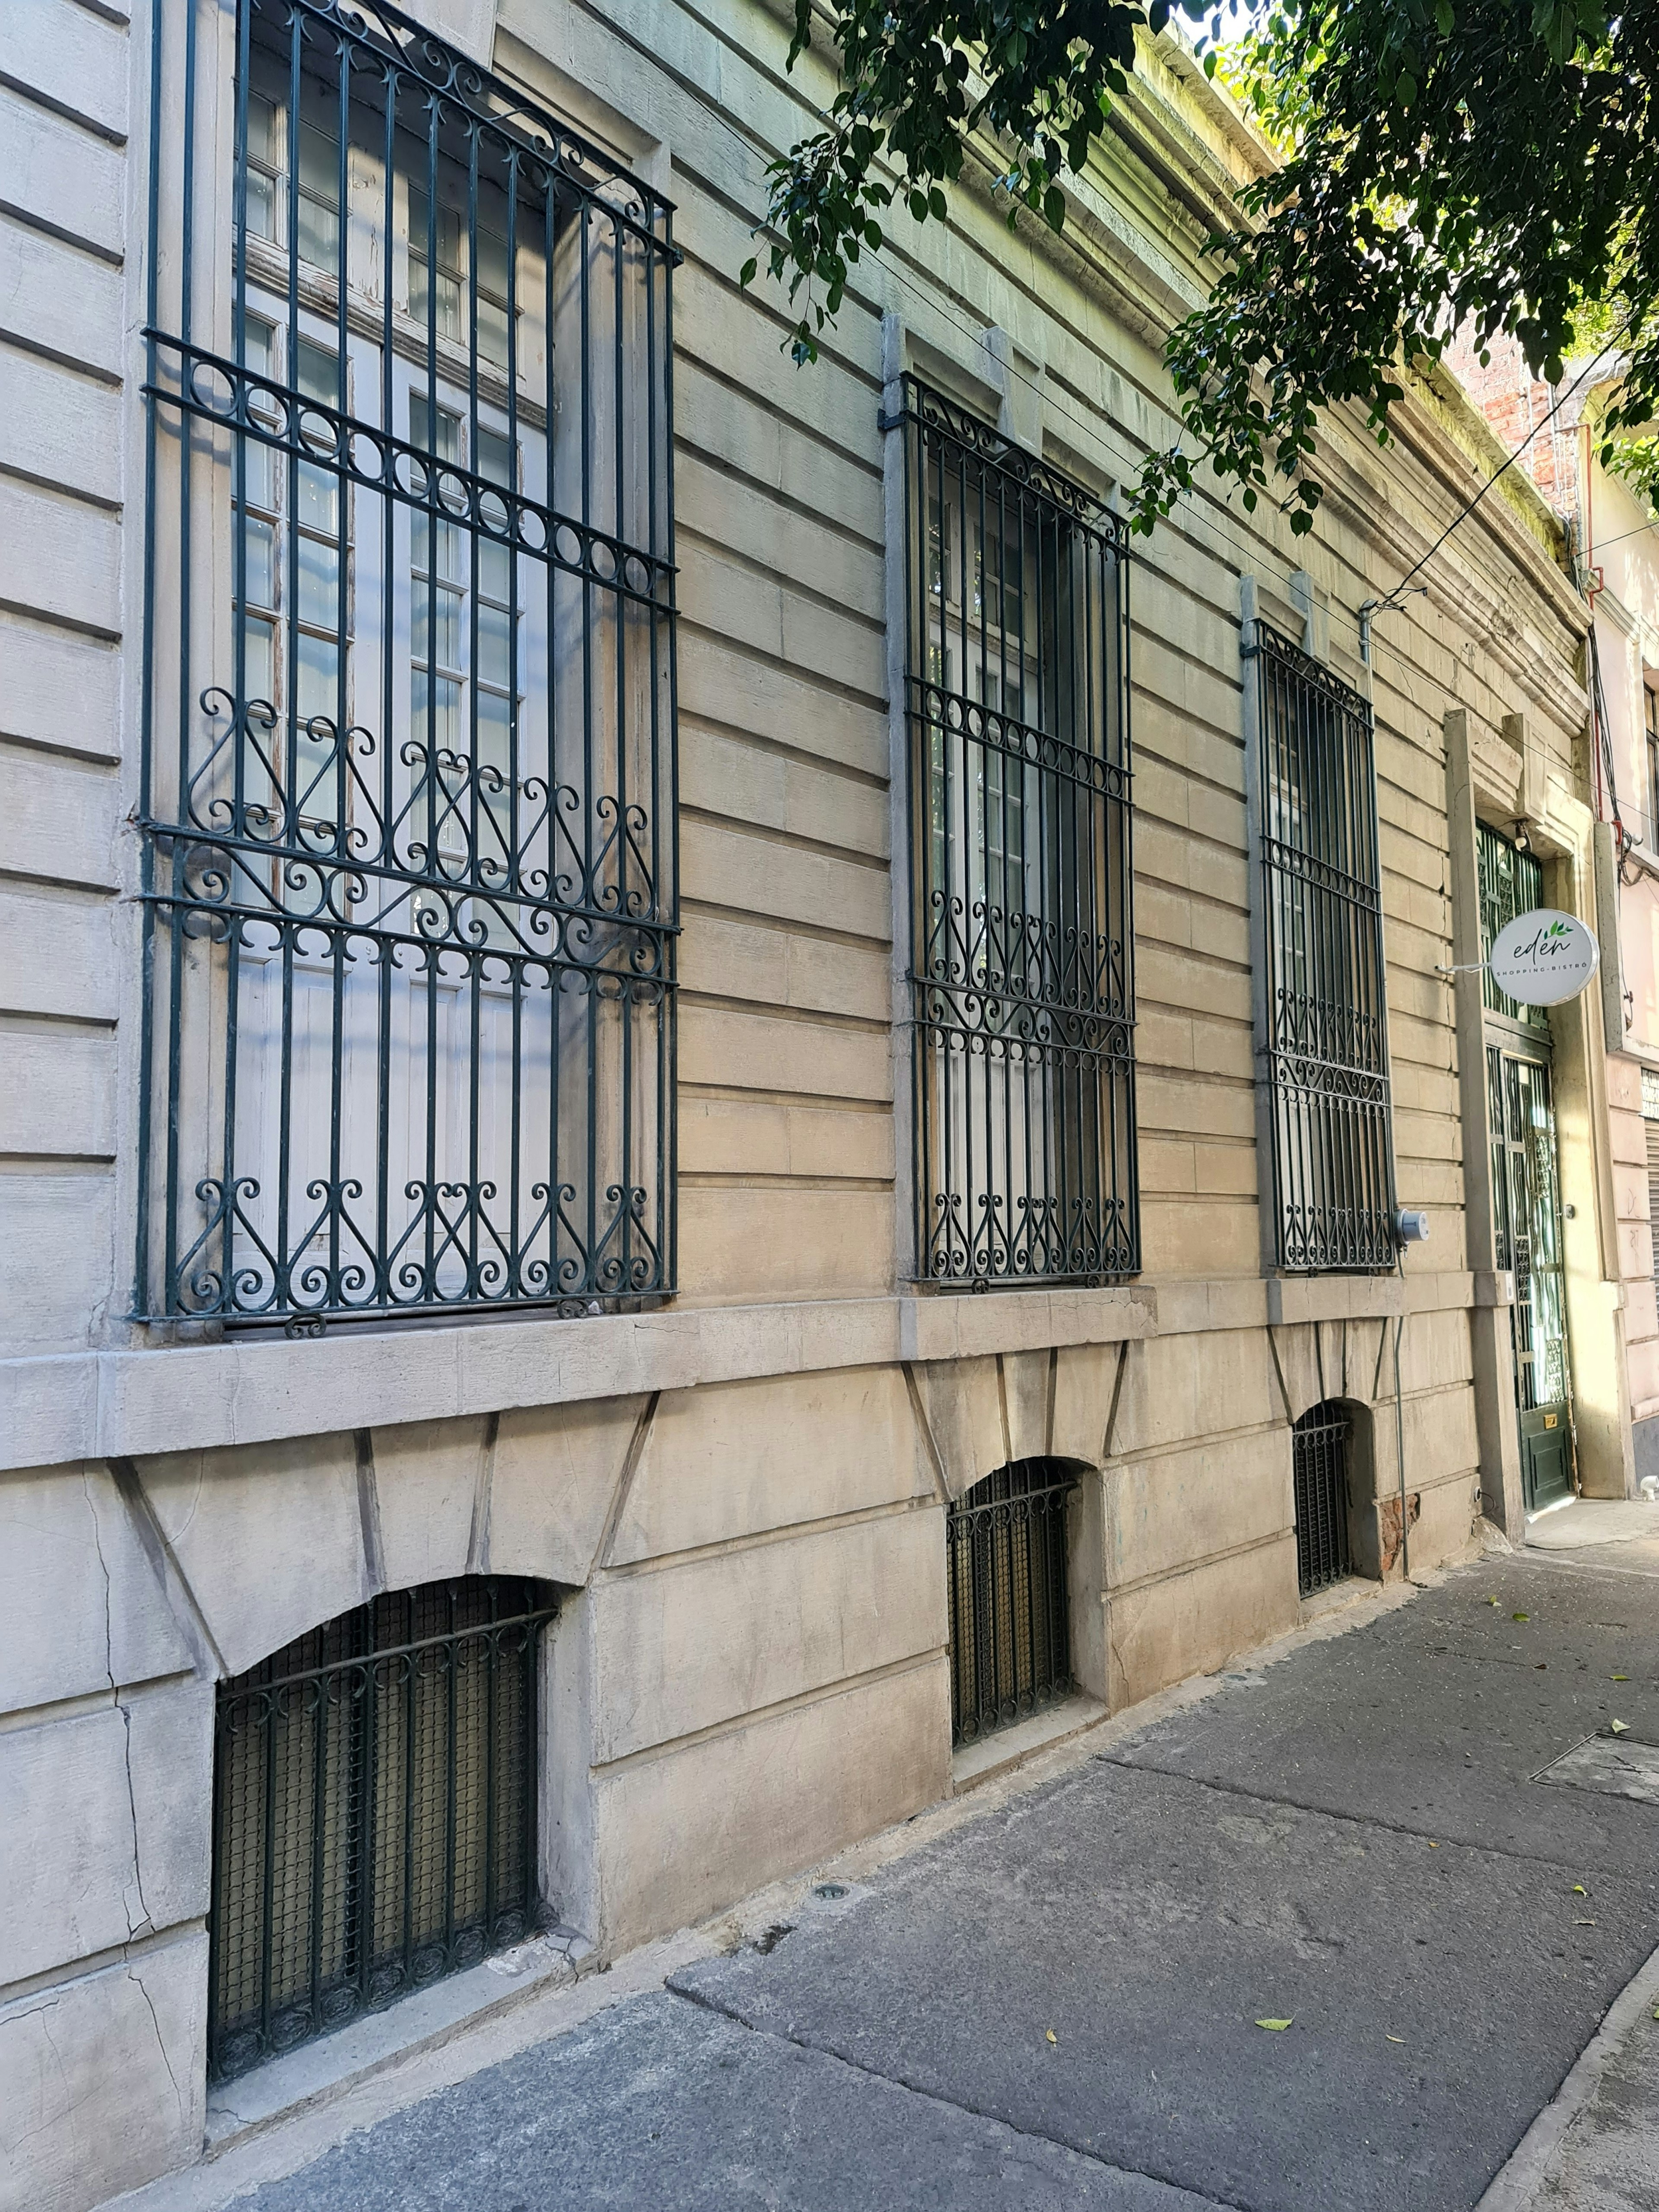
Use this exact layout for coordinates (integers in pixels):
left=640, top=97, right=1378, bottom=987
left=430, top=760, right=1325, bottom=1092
left=117, top=1537, right=1659, bottom=2212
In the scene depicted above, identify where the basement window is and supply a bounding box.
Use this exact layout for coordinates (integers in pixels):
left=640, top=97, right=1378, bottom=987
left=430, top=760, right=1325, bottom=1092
left=208, top=1575, right=556, bottom=2081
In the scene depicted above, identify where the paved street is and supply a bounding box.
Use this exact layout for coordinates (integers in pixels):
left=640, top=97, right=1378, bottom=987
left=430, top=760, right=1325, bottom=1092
left=204, top=1534, right=1659, bottom=2212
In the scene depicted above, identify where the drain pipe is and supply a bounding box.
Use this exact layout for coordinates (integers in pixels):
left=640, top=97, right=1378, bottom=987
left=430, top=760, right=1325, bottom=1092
left=1391, top=1211, right=1429, bottom=1583
left=1393, top=1302, right=1410, bottom=1583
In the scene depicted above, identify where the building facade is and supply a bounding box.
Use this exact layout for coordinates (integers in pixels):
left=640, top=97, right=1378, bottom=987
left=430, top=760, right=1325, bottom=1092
left=0, top=2, right=1634, bottom=2206
left=1450, top=329, right=1659, bottom=1494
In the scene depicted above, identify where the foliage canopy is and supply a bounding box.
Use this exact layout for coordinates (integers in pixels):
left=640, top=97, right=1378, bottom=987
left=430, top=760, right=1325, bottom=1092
left=744, top=0, right=1659, bottom=534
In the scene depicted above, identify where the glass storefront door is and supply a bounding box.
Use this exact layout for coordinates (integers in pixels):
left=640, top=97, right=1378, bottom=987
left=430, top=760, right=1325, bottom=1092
left=1487, top=1043, right=1575, bottom=1510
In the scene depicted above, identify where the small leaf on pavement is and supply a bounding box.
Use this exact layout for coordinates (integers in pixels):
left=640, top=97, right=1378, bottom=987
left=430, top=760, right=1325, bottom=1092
left=1255, top=2018, right=1293, bottom=2031
left=1613, top=1675, right=1630, bottom=1682
left=1046, top=2029, right=1057, bottom=2044
left=1611, top=1719, right=1630, bottom=1735
left=1488, top=1597, right=1500, bottom=1607
left=1513, top=1612, right=1530, bottom=1622
left=1386, top=2034, right=1405, bottom=2044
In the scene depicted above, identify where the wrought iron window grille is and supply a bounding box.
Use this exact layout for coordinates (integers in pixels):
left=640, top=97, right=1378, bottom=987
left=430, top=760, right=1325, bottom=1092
left=138, top=0, right=679, bottom=1333
left=947, top=1458, right=1077, bottom=1746
left=1246, top=622, right=1395, bottom=1272
left=208, top=1574, right=557, bottom=2082
left=895, top=376, right=1139, bottom=1290
left=1291, top=1401, right=1352, bottom=1596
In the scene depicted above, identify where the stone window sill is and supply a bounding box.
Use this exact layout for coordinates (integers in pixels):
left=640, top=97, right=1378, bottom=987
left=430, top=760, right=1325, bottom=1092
left=950, top=1691, right=1108, bottom=1796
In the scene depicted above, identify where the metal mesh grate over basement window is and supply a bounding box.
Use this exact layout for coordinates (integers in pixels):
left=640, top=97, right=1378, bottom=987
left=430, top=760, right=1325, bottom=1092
left=1291, top=1401, right=1352, bottom=1596
left=208, top=1574, right=556, bottom=2082
left=896, top=378, right=1138, bottom=1288
left=947, top=1459, right=1077, bottom=1745
left=137, top=0, right=678, bottom=1330
left=1249, top=624, right=1394, bottom=1271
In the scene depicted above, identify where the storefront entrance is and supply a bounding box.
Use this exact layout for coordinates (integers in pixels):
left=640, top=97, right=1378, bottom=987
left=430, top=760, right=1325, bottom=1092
left=1478, top=823, right=1575, bottom=1514
left=1487, top=1042, right=1574, bottom=1511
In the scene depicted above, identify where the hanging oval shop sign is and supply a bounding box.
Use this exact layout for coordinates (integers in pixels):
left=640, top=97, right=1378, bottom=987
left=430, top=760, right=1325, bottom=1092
left=1487, top=909, right=1601, bottom=1007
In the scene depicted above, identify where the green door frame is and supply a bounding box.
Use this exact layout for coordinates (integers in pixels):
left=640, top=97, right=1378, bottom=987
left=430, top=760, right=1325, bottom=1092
left=1476, top=820, right=1576, bottom=1514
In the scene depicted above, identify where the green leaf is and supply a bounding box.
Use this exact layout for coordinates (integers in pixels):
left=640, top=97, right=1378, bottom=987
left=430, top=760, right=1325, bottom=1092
left=1255, top=2018, right=1294, bottom=2031
left=750, top=0, right=1658, bottom=572
left=740, top=258, right=757, bottom=288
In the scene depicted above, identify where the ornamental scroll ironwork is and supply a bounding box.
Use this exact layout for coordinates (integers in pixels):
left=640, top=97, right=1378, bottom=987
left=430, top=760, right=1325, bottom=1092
left=1249, top=623, right=1395, bottom=1271
left=897, top=378, right=1138, bottom=1290
left=138, top=0, right=678, bottom=1329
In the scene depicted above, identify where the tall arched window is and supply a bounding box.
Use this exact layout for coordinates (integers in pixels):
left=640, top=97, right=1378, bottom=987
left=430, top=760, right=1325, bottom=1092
left=1248, top=622, right=1394, bottom=1271
left=946, top=1459, right=1077, bottom=1745
left=208, top=1574, right=557, bottom=2081
left=897, top=378, right=1138, bottom=1289
left=138, top=0, right=678, bottom=1330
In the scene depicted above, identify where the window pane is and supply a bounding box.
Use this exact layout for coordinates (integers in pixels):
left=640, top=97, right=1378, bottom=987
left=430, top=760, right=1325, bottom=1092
left=478, top=298, right=510, bottom=370
left=298, top=194, right=338, bottom=271
left=242, top=613, right=275, bottom=705
left=412, top=583, right=463, bottom=673
left=296, top=461, right=338, bottom=536
left=407, top=192, right=465, bottom=343
left=296, top=531, right=340, bottom=628
left=245, top=165, right=276, bottom=246
left=409, top=395, right=459, bottom=461
left=243, top=516, right=276, bottom=610
left=478, top=600, right=513, bottom=686
left=477, top=689, right=512, bottom=788
left=479, top=538, right=512, bottom=604
left=477, top=222, right=510, bottom=301
left=412, top=670, right=462, bottom=752
left=296, top=342, right=340, bottom=406
left=296, top=122, right=340, bottom=270
left=297, top=120, right=337, bottom=204
left=478, top=428, right=513, bottom=485
left=296, top=632, right=339, bottom=722
left=240, top=321, right=277, bottom=506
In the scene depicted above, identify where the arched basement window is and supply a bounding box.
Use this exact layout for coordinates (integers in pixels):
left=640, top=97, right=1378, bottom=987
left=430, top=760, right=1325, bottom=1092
left=947, top=1459, right=1077, bottom=1747
left=1292, top=1402, right=1352, bottom=1596
left=208, top=1575, right=557, bottom=2082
